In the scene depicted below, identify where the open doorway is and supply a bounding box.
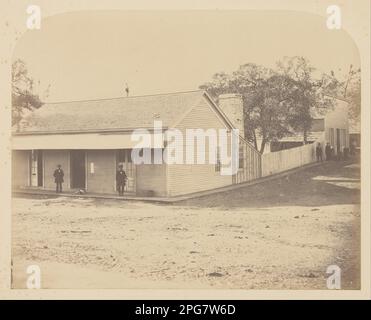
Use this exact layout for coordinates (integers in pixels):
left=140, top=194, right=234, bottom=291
left=70, top=150, right=86, bottom=189
left=116, top=149, right=136, bottom=193
left=30, top=150, right=43, bottom=187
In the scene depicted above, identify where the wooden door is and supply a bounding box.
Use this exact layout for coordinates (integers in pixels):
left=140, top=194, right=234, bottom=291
left=70, top=150, right=86, bottom=189
left=30, top=150, right=43, bottom=187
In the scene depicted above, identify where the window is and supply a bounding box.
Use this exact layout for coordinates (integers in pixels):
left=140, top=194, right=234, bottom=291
left=340, top=129, right=347, bottom=149
left=215, top=147, right=221, bottom=172
left=329, top=128, right=335, bottom=146
left=30, top=150, right=43, bottom=187
left=116, top=149, right=133, bottom=176
left=152, top=148, right=164, bottom=164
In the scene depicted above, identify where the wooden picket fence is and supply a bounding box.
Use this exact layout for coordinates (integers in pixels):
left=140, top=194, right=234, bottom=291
left=233, top=132, right=325, bottom=184
left=261, top=133, right=325, bottom=177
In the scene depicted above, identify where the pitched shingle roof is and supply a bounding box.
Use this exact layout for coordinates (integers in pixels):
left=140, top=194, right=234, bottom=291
left=15, top=90, right=206, bottom=133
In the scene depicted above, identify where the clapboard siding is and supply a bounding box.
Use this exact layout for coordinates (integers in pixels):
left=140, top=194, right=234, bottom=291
left=136, top=164, right=167, bottom=196
left=167, top=97, right=233, bottom=196
left=12, top=150, right=30, bottom=188
left=87, top=150, right=116, bottom=193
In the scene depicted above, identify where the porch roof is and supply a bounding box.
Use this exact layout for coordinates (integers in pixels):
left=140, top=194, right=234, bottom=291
left=11, top=131, right=164, bottom=150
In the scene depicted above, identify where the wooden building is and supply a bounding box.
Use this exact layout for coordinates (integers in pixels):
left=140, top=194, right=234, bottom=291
left=12, top=90, right=261, bottom=197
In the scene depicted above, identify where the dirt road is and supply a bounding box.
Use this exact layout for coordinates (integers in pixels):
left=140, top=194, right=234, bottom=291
left=12, top=160, right=360, bottom=289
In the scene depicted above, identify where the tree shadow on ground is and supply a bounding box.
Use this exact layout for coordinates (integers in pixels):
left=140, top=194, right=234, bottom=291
left=177, top=159, right=360, bottom=209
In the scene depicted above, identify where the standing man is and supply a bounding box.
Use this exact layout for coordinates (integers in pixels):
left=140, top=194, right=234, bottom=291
left=316, top=143, right=323, bottom=162
left=53, top=164, right=64, bottom=193
left=116, top=163, right=128, bottom=196
left=325, top=143, right=332, bottom=161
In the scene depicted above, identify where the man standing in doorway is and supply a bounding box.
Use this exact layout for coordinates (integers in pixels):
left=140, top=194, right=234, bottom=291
left=116, top=163, right=128, bottom=196
left=53, top=164, right=64, bottom=193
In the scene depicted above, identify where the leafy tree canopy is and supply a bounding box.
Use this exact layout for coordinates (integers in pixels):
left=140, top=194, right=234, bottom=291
left=12, top=59, right=49, bottom=128
left=200, top=56, right=357, bottom=153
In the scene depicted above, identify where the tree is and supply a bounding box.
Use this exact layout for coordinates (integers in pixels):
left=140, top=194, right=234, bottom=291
left=276, top=56, right=337, bottom=143
left=347, top=76, right=361, bottom=124
left=311, top=64, right=361, bottom=124
left=240, top=72, right=293, bottom=153
left=201, top=62, right=312, bottom=152
left=342, top=64, right=361, bottom=100
left=337, top=65, right=361, bottom=124
left=200, top=57, right=346, bottom=151
left=12, top=59, right=46, bottom=128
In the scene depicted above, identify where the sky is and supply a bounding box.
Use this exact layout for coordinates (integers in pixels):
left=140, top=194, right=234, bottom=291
left=13, top=10, right=360, bottom=102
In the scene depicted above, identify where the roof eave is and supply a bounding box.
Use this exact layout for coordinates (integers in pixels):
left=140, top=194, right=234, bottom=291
left=12, top=126, right=169, bottom=136
left=202, top=91, right=235, bottom=130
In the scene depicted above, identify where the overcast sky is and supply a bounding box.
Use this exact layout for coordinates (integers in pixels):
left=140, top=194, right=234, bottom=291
left=13, top=10, right=360, bottom=102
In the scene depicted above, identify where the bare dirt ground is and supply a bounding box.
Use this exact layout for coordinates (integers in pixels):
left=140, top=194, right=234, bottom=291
left=12, top=160, right=360, bottom=289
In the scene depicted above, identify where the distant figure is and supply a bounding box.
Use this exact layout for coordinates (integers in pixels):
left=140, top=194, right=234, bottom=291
left=325, top=143, right=332, bottom=161
left=116, top=164, right=128, bottom=196
left=53, top=164, right=64, bottom=193
left=350, top=139, right=357, bottom=155
left=316, top=143, right=323, bottom=162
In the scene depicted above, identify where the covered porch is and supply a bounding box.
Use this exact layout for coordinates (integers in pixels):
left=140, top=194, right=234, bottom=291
left=11, top=130, right=167, bottom=197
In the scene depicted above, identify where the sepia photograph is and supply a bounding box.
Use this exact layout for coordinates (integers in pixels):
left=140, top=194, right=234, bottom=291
left=0, top=0, right=369, bottom=301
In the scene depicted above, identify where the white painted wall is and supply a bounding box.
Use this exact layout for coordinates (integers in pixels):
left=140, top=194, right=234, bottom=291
left=167, top=96, right=233, bottom=196
left=324, top=99, right=349, bottom=154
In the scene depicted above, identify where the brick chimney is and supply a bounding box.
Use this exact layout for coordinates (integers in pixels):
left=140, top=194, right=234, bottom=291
left=218, top=93, right=244, bottom=138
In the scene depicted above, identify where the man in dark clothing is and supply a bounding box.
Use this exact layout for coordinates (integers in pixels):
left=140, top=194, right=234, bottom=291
left=325, top=143, right=332, bottom=161
left=53, top=164, right=64, bottom=193
left=116, top=164, right=127, bottom=196
left=316, top=143, right=323, bottom=162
